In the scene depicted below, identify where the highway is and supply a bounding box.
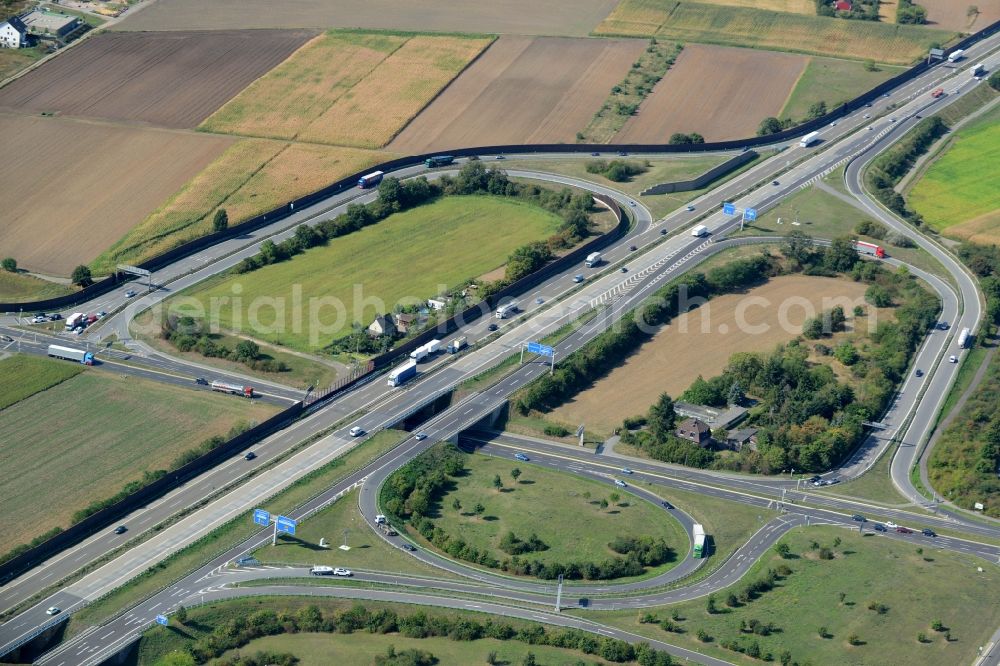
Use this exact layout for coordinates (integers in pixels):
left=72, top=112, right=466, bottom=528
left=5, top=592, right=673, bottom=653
left=2, top=30, right=999, bottom=665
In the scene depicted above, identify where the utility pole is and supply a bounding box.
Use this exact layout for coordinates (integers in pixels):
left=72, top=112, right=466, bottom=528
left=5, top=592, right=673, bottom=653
left=555, top=574, right=563, bottom=612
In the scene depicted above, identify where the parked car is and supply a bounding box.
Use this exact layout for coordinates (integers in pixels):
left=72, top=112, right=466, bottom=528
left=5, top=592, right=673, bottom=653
left=113, top=525, right=128, bottom=535
left=244, top=451, right=256, bottom=461
left=922, top=528, right=936, bottom=537
left=873, top=523, right=887, bottom=532
left=415, top=432, right=428, bottom=441
left=514, top=452, right=529, bottom=462
left=349, top=426, right=365, bottom=437
left=621, top=467, right=633, bottom=475
left=852, top=514, right=867, bottom=522
left=48, top=313, right=62, bottom=321
left=31, top=315, right=47, bottom=324
left=333, top=567, right=353, bottom=576
left=614, top=479, right=627, bottom=488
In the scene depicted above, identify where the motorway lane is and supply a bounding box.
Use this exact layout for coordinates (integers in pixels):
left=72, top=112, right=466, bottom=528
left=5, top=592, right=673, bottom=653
left=7, top=35, right=1000, bottom=660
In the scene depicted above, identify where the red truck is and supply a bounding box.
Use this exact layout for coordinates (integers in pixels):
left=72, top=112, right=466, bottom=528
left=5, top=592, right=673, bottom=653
left=931, top=88, right=944, bottom=98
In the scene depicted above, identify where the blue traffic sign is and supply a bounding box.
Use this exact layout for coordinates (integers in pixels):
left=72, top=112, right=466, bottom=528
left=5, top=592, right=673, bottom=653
left=253, top=508, right=270, bottom=527
left=155, top=614, right=168, bottom=626
left=744, top=208, right=758, bottom=222
left=526, top=341, right=554, bottom=357
left=276, top=515, right=297, bottom=535
left=723, top=202, right=736, bottom=216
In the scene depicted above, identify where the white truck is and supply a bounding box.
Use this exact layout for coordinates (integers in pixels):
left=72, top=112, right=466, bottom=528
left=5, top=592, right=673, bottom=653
left=948, top=49, right=964, bottom=62
left=387, top=360, right=417, bottom=387
left=691, top=224, right=709, bottom=237
left=47, top=344, right=94, bottom=365
left=424, top=339, right=442, bottom=354
left=958, top=327, right=972, bottom=349
left=64, top=312, right=85, bottom=330
left=585, top=252, right=602, bottom=268
left=495, top=301, right=519, bottom=319
left=970, top=62, right=985, bottom=77
left=447, top=336, right=467, bottom=354
left=409, top=346, right=429, bottom=361
left=799, top=131, right=820, bottom=148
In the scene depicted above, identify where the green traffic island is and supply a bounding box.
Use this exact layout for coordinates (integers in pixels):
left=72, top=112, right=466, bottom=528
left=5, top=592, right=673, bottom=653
left=380, top=443, right=689, bottom=583
left=584, top=525, right=1000, bottom=666
left=136, top=597, right=676, bottom=666
left=510, top=239, right=938, bottom=476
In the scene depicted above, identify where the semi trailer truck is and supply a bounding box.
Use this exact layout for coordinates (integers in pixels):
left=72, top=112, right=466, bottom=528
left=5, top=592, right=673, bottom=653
left=948, top=49, right=964, bottom=62
left=447, top=336, right=467, bottom=353
left=388, top=360, right=417, bottom=387
left=799, top=131, right=820, bottom=148
left=211, top=381, right=254, bottom=398
left=958, top=327, right=972, bottom=349
left=495, top=301, right=519, bottom=319
left=47, top=344, right=94, bottom=365
left=853, top=240, right=885, bottom=258
left=358, top=171, right=384, bottom=189
left=64, top=313, right=85, bottom=330
left=585, top=252, right=602, bottom=267
left=970, top=62, right=985, bottom=77
left=425, top=155, right=454, bottom=167
left=692, top=524, right=706, bottom=558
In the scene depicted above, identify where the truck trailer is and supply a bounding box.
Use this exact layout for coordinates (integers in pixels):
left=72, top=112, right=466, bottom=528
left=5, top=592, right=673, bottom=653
left=64, top=313, right=85, bottom=330
left=358, top=170, right=384, bottom=189
left=692, top=524, right=706, bottom=558
left=424, top=339, right=442, bottom=354
left=47, top=344, right=94, bottom=365
left=585, top=252, right=602, bottom=267
left=425, top=155, right=454, bottom=168
left=948, top=49, right=964, bottom=62
left=970, top=63, right=985, bottom=77
left=799, top=131, right=820, bottom=148
left=409, top=346, right=429, bottom=361
left=495, top=301, right=519, bottom=319
left=853, top=240, right=885, bottom=258
left=447, top=336, right=467, bottom=354
left=691, top=224, right=709, bottom=237
left=388, top=360, right=418, bottom=387
left=211, top=381, right=254, bottom=398
left=958, top=327, right=972, bottom=349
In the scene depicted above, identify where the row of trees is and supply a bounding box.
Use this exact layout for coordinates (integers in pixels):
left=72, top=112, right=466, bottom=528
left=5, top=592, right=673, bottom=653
left=896, top=0, right=927, bottom=24
left=174, top=602, right=675, bottom=666
left=586, top=159, right=649, bottom=182
left=865, top=116, right=948, bottom=224
left=161, top=315, right=288, bottom=373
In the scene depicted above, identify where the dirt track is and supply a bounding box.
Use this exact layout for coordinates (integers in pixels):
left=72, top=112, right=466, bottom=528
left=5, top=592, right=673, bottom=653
left=113, top=0, right=619, bottom=36
left=0, top=30, right=314, bottom=128
left=388, top=36, right=645, bottom=152
left=615, top=43, right=807, bottom=142
left=548, top=275, right=870, bottom=433
left=0, top=115, right=232, bottom=275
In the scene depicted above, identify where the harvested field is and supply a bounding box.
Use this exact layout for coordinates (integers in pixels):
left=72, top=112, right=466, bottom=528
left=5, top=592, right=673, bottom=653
left=548, top=275, right=870, bottom=433
left=918, top=0, right=1000, bottom=32
left=92, top=140, right=386, bottom=273
left=0, top=114, right=233, bottom=276
left=114, top=0, right=618, bottom=37
left=388, top=36, right=646, bottom=153
left=680, top=0, right=814, bottom=13
left=0, top=30, right=314, bottom=128
left=298, top=34, right=492, bottom=148
left=596, top=0, right=954, bottom=65
left=614, top=43, right=806, bottom=142
left=201, top=31, right=491, bottom=148
left=0, top=370, right=279, bottom=546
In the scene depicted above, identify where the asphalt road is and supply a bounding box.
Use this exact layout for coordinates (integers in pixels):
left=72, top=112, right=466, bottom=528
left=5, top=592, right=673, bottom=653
left=4, top=32, right=1000, bottom=664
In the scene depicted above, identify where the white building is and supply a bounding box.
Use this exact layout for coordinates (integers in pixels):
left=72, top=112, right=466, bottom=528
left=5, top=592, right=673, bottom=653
left=0, top=16, right=28, bottom=49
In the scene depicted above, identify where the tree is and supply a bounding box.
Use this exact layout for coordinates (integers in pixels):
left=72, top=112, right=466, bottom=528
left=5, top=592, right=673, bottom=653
left=1, top=257, right=15, bottom=272
left=600, top=498, right=609, bottom=509
left=782, top=231, right=814, bottom=267
left=806, top=100, right=827, bottom=120
left=452, top=498, right=462, bottom=512
left=706, top=594, right=717, bottom=614
left=492, top=474, right=503, bottom=491
left=175, top=605, right=187, bottom=624
left=212, top=208, right=228, bottom=233
left=818, top=626, right=828, bottom=638
left=647, top=392, right=676, bottom=441
left=780, top=650, right=793, bottom=666
left=473, top=502, right=485, bottom=516
left=757, top=116, right=783, bottom=136
left=989, top=70, right=1000, bottom=92
left=522, top=652, right=537, bottom=666
left=848, top=632, right=861, bottom=645
left=726, top=593, right=739, bottom=607
left=234, top=339, right=260, bottom=362
left=486, top=651, right=499, bottom=665
left=609, top=492, right=621, bottom=504
left=727, top=381, right=744, bottom=407
left=71, top=264, right=93, bottom=287
left=864, top=59, right=878, bottom=72
left=775, top=542, right=791, bottom=558
left=511, top=468, right=521, bottom=483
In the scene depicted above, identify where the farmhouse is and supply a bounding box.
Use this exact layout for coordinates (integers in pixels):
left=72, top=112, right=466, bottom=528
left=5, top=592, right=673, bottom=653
left=394, top=313, right=416, bottom=334
left=368, top=314, right=396, bottom=338
left=21, top=9, right=83, bottom=40
left=676, top=418, right=711, bottom=447
left=726, top=427, right=759, bottom=452
left=674, top=401, right=748, bottom=430
left=0, top=16, right=27, bottom=48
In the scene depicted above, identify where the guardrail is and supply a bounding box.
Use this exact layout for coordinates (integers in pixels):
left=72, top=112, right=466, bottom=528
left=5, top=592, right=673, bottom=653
left=3, top=17, right=996, bottom=315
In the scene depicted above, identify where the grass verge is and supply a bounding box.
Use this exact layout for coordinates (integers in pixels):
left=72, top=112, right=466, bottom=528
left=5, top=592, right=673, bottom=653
left=0, top=353, right=83, bottom=410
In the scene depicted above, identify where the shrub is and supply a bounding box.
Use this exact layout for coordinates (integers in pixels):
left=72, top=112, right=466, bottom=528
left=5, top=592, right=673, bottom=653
left=1, top=257, right=15, bottom=272
left=544, top=424, right=570, bottom=437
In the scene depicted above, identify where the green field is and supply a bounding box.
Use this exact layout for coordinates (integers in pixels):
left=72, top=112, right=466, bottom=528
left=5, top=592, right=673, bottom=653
left=177, top=195, right=564, bottom=353
left=737, top=183, right=949, bottom=278
left=596, top=0, right=954, bottom=65
left=780, top=57, right=906, bottom=121
left=0, top=270, right=75, bottom=303
left=207, top=631, right=617, bottom=666
left=0, top=45, right=45, bottom=81
left=909, top=104, right=1000, bottom=236
left=255, top=487, right=455, bottom=579
left=0, top=371, right=278, bottom=546
left=0, top=354, right=83, bottom=410
left=421, top=453, right=688, bottom=578
left=588, top=526, right=1000, bottom=666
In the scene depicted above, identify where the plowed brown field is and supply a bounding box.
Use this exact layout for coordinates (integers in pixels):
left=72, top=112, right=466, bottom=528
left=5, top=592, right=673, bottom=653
left=615, top=44, right=807, bottom=142
left=548, top=275, right=871, bottom=433
left=114, top=0, right=618, bottom=37
left=388, top=36, right=646, bottom=152
left=0, top=115, right=232, bottom=275
left=0, top=30, right=314, bottom=128
left=918, top=0, right=1000, bottom=32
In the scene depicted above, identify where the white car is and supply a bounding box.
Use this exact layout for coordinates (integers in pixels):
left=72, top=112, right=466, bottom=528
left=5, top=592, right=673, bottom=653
left=125, top=290, right=137, bottom=298
left=349, top=426, right=365, bottom=437
left=333, top=567, right=353, bottom=577
left=949, top=355, right=958, bottom=363
left=614, top=479, right=627, bottom=488
left=46, top=607, right=60, bottom=615
left=414, top=432, right=427, bottom=441
left=886, top=521, right=898, bottom=529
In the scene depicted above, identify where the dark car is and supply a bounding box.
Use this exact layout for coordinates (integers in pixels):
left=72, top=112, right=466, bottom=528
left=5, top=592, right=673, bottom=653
left=590, top=152, right=600, bottom=156
left=661, top=501, right=673, bottom=510
left=620, top=266, right=628, bottom=273
left=808, top=475, right=821, bottom=484
left=49, top=313, right=62, bottom=321
left=852, top=514, right=867, bottom=522
left=660, top=229, right=667, bottom=235
left=921, top=528, right=936, bottom=537
left=401, top=544, right=417, bottom=552
left=629, top=245, right=637, bottom=251
left=937, top=321, right=949, bottom=330
left=873, top=523, right=887, bottom=532
left=487, top=323, right=498, bottom=332
left=915, top=369, right=924, bottom=377
left=244, top=451, right=257, bottom=461
left=896, top=526, right=914, bottom=534
left=113, top=525, right=128, bottom=535
left=195, top=377, right=209, bottom=385
left=617, top=151, right=628, bottom=156
left=772, top=180, right=780, bottom=186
